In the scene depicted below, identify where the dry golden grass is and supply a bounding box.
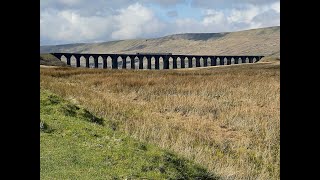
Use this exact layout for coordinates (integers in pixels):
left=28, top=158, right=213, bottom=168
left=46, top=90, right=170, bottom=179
left=40, top=62, right=280, bottom=180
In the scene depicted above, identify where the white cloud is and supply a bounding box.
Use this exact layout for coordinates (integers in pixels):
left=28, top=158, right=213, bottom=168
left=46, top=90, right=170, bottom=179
left=111, top=3, right=165, bottom=39
left=40, top=3, right=166, bottom=44
left=40, top=1, right=280, bottom=45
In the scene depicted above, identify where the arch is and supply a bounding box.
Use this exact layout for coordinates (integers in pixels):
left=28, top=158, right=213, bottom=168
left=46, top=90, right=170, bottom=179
left=216, top=57, right=221, bottom=66
left=229, top=57, right=234, bottom=65
left=119, top=56, right=126, bottom=69
left=142, top=56, right=148, bottom=69
left=88, top=56, right=94, bottom=68
left=223, top=57, right=228, bottom=65
left=176, top=57, right=182, bottom=69
left=79, top=56, right=86, bottom=67
left=68, top=55, right=75, bottom=67
left=151, top=56, right=156, bottom=69
left=252, top=57, right=257, bottom=63
left=123, top=56, right=131, bottom=69
left=132, top=56, right=139, bottom=69
left=116, top=56, right=123, bottom=69
left=159, top=56, right=164, bottom=70
left=169, top=57, right=174, bottom=69
left=191, top=57, right=196, bottom=68
left=206, top=57, right=211, bottom=66
left=60, top=55, right=67, bottom=64
left=245, top=57, right=249, bottom=63
left=106, top=56, right=112, bottom=69
left=97, top=56, right=103, bottom=68
left=235, top=57, right=241, bottom=64
left=200, top=57, right=205, bottom=67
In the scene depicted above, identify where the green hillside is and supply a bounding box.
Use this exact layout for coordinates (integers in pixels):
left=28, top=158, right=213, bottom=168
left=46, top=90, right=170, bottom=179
left=40, top=90, right=217, bottom=179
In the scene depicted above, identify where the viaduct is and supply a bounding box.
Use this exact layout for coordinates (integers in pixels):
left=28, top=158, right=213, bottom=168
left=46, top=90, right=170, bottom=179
left=51, top=53, right=264, bottom=69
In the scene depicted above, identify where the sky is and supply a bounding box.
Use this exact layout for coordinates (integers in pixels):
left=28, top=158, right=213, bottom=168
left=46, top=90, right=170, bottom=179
left=40, top=0, right=280, bottom=46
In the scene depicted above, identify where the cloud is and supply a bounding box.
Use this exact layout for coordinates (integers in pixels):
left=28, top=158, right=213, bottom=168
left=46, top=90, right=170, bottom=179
left=167, top=10, right=178, bottom=17
left=111, top=3, right=165, bottom=39
left=191, top=0, right=280, bottom=9
left=40, top=0, right=280, bottom=45
left=41, top=3, right=166, bottom=45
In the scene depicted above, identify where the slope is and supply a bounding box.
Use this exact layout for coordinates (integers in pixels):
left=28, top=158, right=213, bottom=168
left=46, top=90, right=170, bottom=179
left=40, top=90, right=217, bottom=179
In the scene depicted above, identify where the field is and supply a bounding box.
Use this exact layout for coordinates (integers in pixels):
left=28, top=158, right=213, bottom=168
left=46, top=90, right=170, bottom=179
left=40, top=90, right=215, bottom=179
left=40, top=61, right=280, bottom=179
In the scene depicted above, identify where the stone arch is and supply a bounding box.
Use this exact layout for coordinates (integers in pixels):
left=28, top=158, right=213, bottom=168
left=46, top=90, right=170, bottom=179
left=223, top=57, right=228, bottom=65
left=169, top=56, right=174, bottom=69
left=87, top=56, right=94, bottom=68
left=252, top=57, right=257, bottom=63
left=216, top=57, right=221, bottom=66
left=116, top=56, right=123, bottom=69
left=159, top=56, right=164, bottom=69
left=176, top=57, right=182, bottom=68
left=106, top=56, right=113, bottom=69
left=78, top=56, right=86, bottom=67
left=206, top=57, right=211, bottom=66
left=123, top=56, right=130, bottom=69
left=200, top=57, right=205, bottom=67
left=151, top=56, right=156, bottom=69
left=235, top=57, right=242, bottom=64
left=60, top=55, right=67, bottom=64
left=71, top=55, right=78, bottom=67
left=191, top=57, right=196, bottom=68
left=97, top=56, right=103, bottom=68
left=142, top=56, right=148, bottom=69
left=245, top=57, right=249, bottom=63
left=230, top=57, right=235, bottom=65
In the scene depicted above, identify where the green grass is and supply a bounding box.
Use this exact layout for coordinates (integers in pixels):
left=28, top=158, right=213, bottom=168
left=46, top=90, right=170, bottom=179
left=40, top=89, right=217, bottom=179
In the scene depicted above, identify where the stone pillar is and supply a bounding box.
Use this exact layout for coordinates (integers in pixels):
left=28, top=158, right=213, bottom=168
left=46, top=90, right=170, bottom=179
left=94, top=57, right=98, bottom=68
left=227, top=57, right=231, bottom=65
left=181, top=57, right=185, bottom=68
left=188, top=57, right=193, bottom=68
left=249, top=57, right=253, bottom=63
left=211, top=57, right=216, bottom=66
left=147, top=57, right=152, bottom=69
left=66, top=56, right=71, bottom=66
left=164, top=56, right=169, bottom=69
left=173, top=57, right=177, bottom=69
left=139, top=57, right=143, bottom=69
left=112, top=56, right=118, bottom=69
left=196, top=57, right=201, bottom=67
left=220, top=57, right=224, bottom=65
left=130, top=56, right=135, bottom=69
left=103, top=56, right=107, bottom=69
left=122, top=56, right=126, bottom=69
left=155, top=56, right=160, bottom=70
left=204, top=57, right=208, bottom=67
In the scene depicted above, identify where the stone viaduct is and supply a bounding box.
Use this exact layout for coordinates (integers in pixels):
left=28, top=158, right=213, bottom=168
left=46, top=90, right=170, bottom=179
left=51, top=53, right=264, bottom=69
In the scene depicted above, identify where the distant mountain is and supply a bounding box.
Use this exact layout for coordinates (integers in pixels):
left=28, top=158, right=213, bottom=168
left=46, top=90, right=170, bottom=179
left=40, top=26, right=280, bottom=57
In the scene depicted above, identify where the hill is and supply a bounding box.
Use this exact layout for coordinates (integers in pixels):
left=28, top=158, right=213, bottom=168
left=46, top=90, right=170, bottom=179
left=40, top=54, right=67, bottom=67
left=40, top=90, right=216, bottom=179
left=40, top=26, right=280, bottom=58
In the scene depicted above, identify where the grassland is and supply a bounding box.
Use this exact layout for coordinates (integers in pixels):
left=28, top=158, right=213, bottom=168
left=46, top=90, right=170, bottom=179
left=40, top=61, right=280, bottom=179
left=40, top=89, right=215, bottom=179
